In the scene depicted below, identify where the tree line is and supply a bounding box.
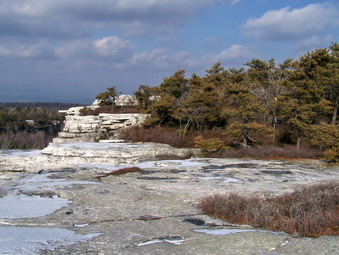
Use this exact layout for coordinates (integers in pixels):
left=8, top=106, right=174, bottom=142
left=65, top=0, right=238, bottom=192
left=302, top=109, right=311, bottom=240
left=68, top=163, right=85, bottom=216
left=133, top=43, right=338, bottom=158
left=0, top=105, right=68, bottom=149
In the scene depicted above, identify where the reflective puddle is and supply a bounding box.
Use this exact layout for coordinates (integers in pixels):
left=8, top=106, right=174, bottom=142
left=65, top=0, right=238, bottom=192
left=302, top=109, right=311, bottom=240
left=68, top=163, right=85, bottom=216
left=0, top=194, right=69, bottom=219
left=194, top=228, right=284, bottom=235
left=0, top=226, right=101, bottom=255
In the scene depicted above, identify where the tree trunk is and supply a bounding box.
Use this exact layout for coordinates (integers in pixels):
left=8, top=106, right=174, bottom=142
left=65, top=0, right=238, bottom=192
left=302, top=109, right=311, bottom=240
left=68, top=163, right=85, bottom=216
left=272, top=115, right=277, bottom=144
left=242, top=135, right=247, bottom=145
left=296, top=136, right=301, bottom=157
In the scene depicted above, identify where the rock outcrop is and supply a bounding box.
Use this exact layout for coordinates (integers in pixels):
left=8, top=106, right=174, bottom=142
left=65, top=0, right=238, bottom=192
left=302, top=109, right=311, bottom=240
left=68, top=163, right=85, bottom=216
left=0, top=142, right=197, bottom=172
left=54, top=113, right=149, bottom=143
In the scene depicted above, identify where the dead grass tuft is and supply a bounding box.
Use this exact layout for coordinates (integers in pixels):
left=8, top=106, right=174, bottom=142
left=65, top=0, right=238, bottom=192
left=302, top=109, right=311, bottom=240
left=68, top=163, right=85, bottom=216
left=199, top=182, right=339, bottom=237
left=95, top=166, right=140, bottom=180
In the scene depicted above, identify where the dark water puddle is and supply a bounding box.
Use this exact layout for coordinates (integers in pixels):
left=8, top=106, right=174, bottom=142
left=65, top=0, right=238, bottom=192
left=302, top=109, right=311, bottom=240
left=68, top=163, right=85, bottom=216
left=261, top=170, right=293, bottom=175
left=170, top=169, right=187, bottom=174
left=183, top=217, right=205, bottom=226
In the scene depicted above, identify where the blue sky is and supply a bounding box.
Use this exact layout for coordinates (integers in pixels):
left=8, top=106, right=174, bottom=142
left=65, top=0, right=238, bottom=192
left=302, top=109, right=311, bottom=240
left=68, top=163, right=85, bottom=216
left=0, top=0, right=338, bottom=103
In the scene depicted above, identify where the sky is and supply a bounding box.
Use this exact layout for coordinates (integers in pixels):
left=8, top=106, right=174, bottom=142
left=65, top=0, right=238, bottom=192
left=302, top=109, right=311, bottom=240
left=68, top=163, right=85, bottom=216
left=0, top=0, right=338, bottom=104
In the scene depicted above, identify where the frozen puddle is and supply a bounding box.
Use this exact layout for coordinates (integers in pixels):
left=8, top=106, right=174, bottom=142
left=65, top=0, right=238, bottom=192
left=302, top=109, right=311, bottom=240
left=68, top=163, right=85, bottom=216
left=0, top=194, right=68, bottom=218
left=0, top=172, right=98, bottom=219
left=137, top=236, right=184, bottom=246
left=194, top=228, right=284, bottom=236
left=0, top=226, right=101, bottom=255
left=16, top=173, right=97, bottom=192
left=0, top=149, right=41, bottom=157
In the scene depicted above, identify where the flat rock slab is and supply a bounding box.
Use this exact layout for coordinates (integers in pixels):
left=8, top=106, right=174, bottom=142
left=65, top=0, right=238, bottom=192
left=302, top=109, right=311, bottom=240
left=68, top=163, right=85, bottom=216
left=0, top=148, right=338, bottom=254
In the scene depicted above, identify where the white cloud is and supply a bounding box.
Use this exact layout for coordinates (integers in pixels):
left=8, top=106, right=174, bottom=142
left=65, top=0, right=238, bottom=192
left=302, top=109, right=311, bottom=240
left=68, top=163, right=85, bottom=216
left=0, top=0, right=235, bottom=38
left=203, top=44, right=254, bottom=67
left=295, top=35, right=333, bottom=51
left=134, top=48, right=196, bottom=69
left=0, top=40, right=54, bottom=58
left=243, top=3, right=339, bottom=41
left=94, top=36, right=134, bottom=58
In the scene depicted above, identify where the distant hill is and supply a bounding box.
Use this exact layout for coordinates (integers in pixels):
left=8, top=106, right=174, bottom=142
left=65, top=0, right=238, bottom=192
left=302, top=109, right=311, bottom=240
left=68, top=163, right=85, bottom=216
left=0, top=102, right=82, bottom=110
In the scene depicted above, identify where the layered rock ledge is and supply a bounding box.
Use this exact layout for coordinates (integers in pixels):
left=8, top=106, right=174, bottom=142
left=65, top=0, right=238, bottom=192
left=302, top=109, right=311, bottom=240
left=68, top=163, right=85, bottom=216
left=0, top=142, right=196, bottom=172
left=54, top=113, right=149, bottom=143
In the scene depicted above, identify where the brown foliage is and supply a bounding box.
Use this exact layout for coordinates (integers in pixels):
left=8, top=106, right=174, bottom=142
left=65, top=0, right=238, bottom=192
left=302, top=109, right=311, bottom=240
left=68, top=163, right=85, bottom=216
left=95, top=167, right=140, bottom=180
left=120, top=126, right=231, bottom=148
left=199, top=182, right=339, bottom=237
left=0, top=131, right=54, bottom=149
left=82, top=106, right=142, bottom=115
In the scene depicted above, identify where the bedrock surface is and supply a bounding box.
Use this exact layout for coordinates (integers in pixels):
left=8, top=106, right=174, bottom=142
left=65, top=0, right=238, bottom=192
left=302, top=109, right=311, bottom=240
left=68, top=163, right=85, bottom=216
left=0, top=144, right=338, bottom=254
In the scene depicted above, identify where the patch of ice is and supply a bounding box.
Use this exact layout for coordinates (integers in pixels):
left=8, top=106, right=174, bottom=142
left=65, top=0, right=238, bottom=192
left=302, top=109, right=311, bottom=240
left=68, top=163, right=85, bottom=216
left=198, top=176, right=239, bottom=183
left=138, top=159, right=204, bottom=169
left=137, top=236, right=184, bottom=246
left=0, top=194, right=69, bottom=218
left=0, top=226, right=101, bottom=255
left=0, top=149, right=41, bottom=157
left=58, top=142, right=158, bottom=150
left=16, top=173, right=98, bottom=192
left=74, top=223, right=89, bottom=228
left=194, top=228, right=283, bottom=235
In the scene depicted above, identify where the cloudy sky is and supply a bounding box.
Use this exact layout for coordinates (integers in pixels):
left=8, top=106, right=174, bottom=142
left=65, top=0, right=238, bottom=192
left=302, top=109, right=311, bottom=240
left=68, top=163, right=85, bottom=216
left=0, top=0, right=338, bottom=103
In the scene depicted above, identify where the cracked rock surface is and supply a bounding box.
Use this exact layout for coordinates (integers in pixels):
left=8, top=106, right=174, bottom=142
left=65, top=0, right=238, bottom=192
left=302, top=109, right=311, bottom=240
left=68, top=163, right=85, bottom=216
left=0, top=144, right=338, bottom=254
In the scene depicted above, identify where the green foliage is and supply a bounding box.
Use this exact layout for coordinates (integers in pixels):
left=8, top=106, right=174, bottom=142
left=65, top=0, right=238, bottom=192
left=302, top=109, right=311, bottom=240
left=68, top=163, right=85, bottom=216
left=224, top=122, right=273, bottom=145
left=324, top=146, right=339, bottom=163
left=133, top=43, right=338, bottom=153
left=96, top=87, right=117, bottom=108
left=79, top=107, right=88, bottom=116
left=134, top=85, right=159, bottom=110
left=307, top=124, right=339, bottom=150
left=194, top=135, right=230, bottom=154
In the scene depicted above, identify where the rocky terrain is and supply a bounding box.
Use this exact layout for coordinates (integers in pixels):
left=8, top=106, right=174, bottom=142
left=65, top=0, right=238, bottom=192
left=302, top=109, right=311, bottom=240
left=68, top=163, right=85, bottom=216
left=54, top=113, right=149, bottom=143
left=0, top=142, right=338, bottom=255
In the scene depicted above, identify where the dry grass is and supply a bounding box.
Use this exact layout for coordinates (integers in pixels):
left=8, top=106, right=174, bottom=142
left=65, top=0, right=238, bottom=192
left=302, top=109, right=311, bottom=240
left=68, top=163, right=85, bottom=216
left=95, top=167, right=140, bottom=180
left=0, top=131, right=54, bottom=149
left=120, top=126, right=230, bottom=148
left=199, top=182, right=339, bottom=237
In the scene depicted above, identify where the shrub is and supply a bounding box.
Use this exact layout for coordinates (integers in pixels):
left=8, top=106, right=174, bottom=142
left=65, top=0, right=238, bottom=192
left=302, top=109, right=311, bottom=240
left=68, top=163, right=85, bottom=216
left=120, top=126, right=231, bottom=149
left=324, top=146, right=339, bottom=163
left=199, top=182, right=339, bottom=237
left=194, top=135, right=231, bottom=155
